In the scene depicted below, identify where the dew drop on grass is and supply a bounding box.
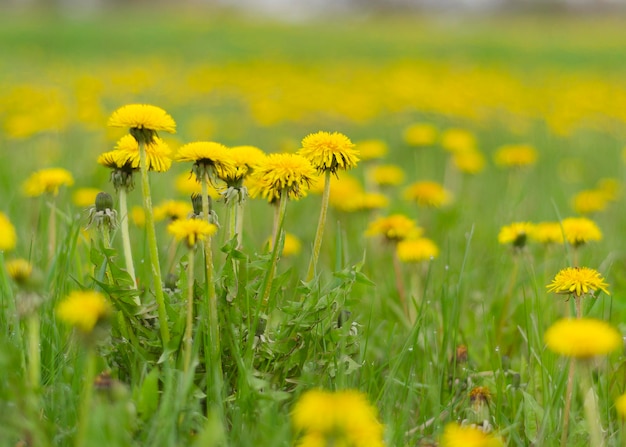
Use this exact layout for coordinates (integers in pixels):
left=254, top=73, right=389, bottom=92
left=495, top=346, right=500, bottom=353
left=408, top=347, right=413, bottom=352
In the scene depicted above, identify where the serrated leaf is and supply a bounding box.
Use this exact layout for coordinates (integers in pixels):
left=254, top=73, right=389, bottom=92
left=522, top=391, right=544, bottom=444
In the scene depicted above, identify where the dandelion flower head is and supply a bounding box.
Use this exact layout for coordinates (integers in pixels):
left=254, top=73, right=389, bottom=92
left=107, top=104, right=176, bottom=144
left=22, top=168, right=74, bottom=197
left=572, top=189, right=608, bottom=215
left=369, top=164, right=405, bottom=187
left=250, top=153, right=316, bottom=202
left=453, top=149, right=486, bottom=175
left=396, top=237, right=439, bottom=263
left=365, top=214, right=422, bottom=243
left=219, top=145, right=267, bottom=184
left=544, top=318, right=621, bottom=358
left=167, top=218, right=217, bottom=249
left=561, top=217, right=602, bottom=247
left=440, top=128, right=476, bottom=153
left=404, top=181, right=453, bottom=208
left=0, top=212, right=17, bottom=251
left=114, top=134, right=172, bottom=172
left=299, top=131, right=359, bottom=174
left=56, top=290, right=111, bottom=333
left=440, top=423, right=503, bottom=447
left=154, top=200, right=193, bottom=222
left=5, top=258, right=32, bottom=284
left=493, top=144, right=537, bottom=168
left=403, top=122, right=438, bottom=147
left=530, top=221, right=564, bottom=245
left=546, top=266, right=609, bottom=297
left=176, top=141, right=237, bottom=183
left=498, top=222, right=534, bottom=248
left=356, top=139, right=388, bottom=161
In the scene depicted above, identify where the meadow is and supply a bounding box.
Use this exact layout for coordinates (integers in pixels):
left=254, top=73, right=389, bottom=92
left=1, top=9, right=626, bottom=446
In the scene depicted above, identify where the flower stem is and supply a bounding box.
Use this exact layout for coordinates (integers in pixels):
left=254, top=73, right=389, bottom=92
left=138, top=140, right=170, bottom=345
left=47, top=197, right=57, bottom=263
left=392, top=249, right=409, bottom=319
left=580, top=361, right=604, bottom=447
left=561, top=358, right=575, bottom=447
left=263, top=193, right=287, bottom=304
left=27, top=313, right=41, bottom=390
left=235, top=197, right=245, bottom=249
left=75, top=348, right=97, bottom=447
left=201, top=173, right=224, bottom=419
left=118, top=188, right=137, bottom=289
left=306, top=170, right=331, bottom=281
left=183, top=248, right=195, bottom=373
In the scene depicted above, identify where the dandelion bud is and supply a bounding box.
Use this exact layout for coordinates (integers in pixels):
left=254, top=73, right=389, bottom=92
left=95, top=192, right=114, bottom=213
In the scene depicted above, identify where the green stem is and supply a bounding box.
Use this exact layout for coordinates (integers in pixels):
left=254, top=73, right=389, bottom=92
left=75, top=348, right=97, bottom=447
left=392, top=249, right=408, bottom=319
left=306, top=170, right=331, bottom=281
left=138, top=140, right=170, bottom=345
left=183, top=248, right=195, bottom=373
left=561, top=358, right=575, bottom=447
left=580, top=361, right=604, bottom=447
left=48, top=197, right=57, bottom=263
left=235, top=198, right=245, bottom=249
left=496, top=253, right=519, bottom=344
left=262, top=193, right=288, bottom=304
left=118, top=188, right=137, bottom=289
left=201, top=174, right=224, bottom=419
left=27, top=313, right=41, bottom=390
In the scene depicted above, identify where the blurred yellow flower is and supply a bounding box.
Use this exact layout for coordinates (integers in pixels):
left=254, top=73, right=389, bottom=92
left=5, top=258, right=32, bottom=284
left=72, top=188, right=102, bottom=208
left=571, top=189, right=608, bottom=215
left=498, top=222, right=534, bottom=248
left=493, top=144, right=537, bottom=168
left=365, top=214, right=422, bottom=243
left=596, top=178, right=620, bottom=202
left=250, top=153, right=316, bottom=202
left=440, top=423, right=502, bottom=447
left=167, top=218, right=217, bottom=249
left=299, top=131, right=359, bottom=174
left=174, top=172, right=220, bottom=199
left=530, top=221, right=564, bottom=244
left=114, top=134, right=172, bottom=173
left=56, top=290, right=111, bottom=333
left=396, top=237, right=439, bottom=263
left=131, top=206, right=146, bottom=228
left=452, top=149, right=486, bottom=175
left=219, top=145, right=267, bottom=184
left=176, top=141, right=237, bottom=182
left=561, top=217, right=602, bottom=247
left=615, top=394, right=626, bottom=419
left=404, top=181, right=453, bottom=208
left=267, top=232, right=301, bottom=257
left=356, top=139, right=388, bottom=161
left=154, top=200, right=193, bottom=222
left=545, top=318, right=621, bottom=358
left=368, top=164, right=405, bottom=187
left=292, top=389, right=384, bottom=447
left=440, top=128, right=476, bottom=153
left=403, top=123, right=438, bottom=147
left=0, top=212, right=17, bottom=251
left=546, top=266, right=609, bottom=297
left=22, top=168, right=74, bottom=197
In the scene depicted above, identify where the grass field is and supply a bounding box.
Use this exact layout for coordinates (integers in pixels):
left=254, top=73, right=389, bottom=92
left=1, top=9, right=626, bottom=446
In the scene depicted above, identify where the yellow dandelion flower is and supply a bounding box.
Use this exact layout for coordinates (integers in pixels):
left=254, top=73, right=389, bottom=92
left=403, top=123, right=438, bottom=147
left=299, top=131, right=359, bottom=174
left=72, top=188, right=101, bottom=208
left=328, top=174, right=364, bottom=204
left=369, top=164, right=405, bottom=187
left=250, top=153, right=316, bottom=202
left=131, top=206, right=146, bottom=228
left=498, top=222, right=534, bottom=248
left=356, top=139, right=388, bottom=161
left=546, top=266, right=610, bottom=297
left=440, top=128, right=476, bottom=153
left=107, top=104, right=176, bottom=144
left=56, top=290, right=111, bottom=333
left=176, top=141, right=237, bottom=182
left=396, top=237, right=439, bottom=263
left=354, top=192, right=389, bottom=212
left=615, top=394, right=626, bottom=419
left=596, top=178, right=620, bottom=202
left=267, top=232, right=301, bottom=257
left=167, top=218, right=217, bottom=249
left=561, top=217, right=602, bottom=247
left=5, top=258, right=32, bottom=284
left=530, top=221, right=564, bottom=245
left=365, top=214, right=422, bottom=243
left=174, top=172, right=220, bottom=199
left=440, top=423, right=503, bottom=447
left=97, top=150, right=128, bottom=169
left=493, top=144, right=537, bottom=168
left=292, top=389, right=384, bottom=447
left=114, top=134, right=172, bottom=173
left=404, top=181, right=453, bottom=208
left=154, top=200, right=193, bottom=222
left=219, top=145, right=267, bottom=184
left=453, top=149, right=486, bottom=175
left=0, top=212, right=17, bottom=251
left=469, top=386, right=492, bottom=406
left=544, top=318, right=621, bottom=358
left=22, top=168, right=74, bottom=197
left=571, top=189, right=608, bottom=215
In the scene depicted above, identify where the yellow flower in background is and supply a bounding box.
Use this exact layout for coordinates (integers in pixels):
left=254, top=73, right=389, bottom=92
left=219, top=145, right=267, bottom=184
left=72, top=188, right=102, bottom=208
left=267, top=232, right=301, bottom=257
left=615, top=394, right=626, bottom=419
left=176, top=141, right=237, bottom=182
left=167, top=218, right=217, bottom=249
left=174, top=172, right=220, bottom=199
left=404, top=181, right=453, bottom=208
left=561, top=217, right=602, bottom=247
left=368, top=164, right=405, bottom=187
left=493, top=144, right=537, bottom=168
left=546, top=266, right=610, bottom=297
left=356, top=139, right=388, bottom=161
left=292, top=389, right=384, bottom=447
left=114, top=134, right=172, bottom=173
left=571, top=189, right=608, bottom=215
left=452, top=149, right=486, bottom=175
left=131, top=206, right=146, bottom=228
left=0, top=212, right=17, bottom=251
left=299, top=131, right=359, bottom=174
left=22, top=168, right=74, bottom=197
left=530, top=221, right=564, bottom=245
left=403, top=122, right=438, bottom=147
left=56, top=290, right=111, bottom=333
left=5, top=258, right=32, bottom=284
left=396, top=237, right=439, bottom=263
left=545, top=318, right=621, bottom=358
left=154, top=200, right=193, bottom=222
left=107, top=104, right=176, bottom=144
left=596, top=178, right=620, bottom=202
left=440, top=128, right=476, bottom=153
left=365, top=214, right=422, bottom=243
left=440, top=423, right=503, bottom=447
left=327, top=173, right=363, bottom=201
left=250, top=153, right=316, bottom=202
left=498, top=222, right=534, bottom=248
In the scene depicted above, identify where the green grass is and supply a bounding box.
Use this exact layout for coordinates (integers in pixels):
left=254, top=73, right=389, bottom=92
left=1, top=8, right=626, bottom=447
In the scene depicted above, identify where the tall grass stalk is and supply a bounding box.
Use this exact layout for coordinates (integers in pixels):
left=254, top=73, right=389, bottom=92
left=74, top=348, right=97, bottom=447
left=263, top=193, right=287, bottom=304
left=306, top=170, right=331, bottom=281
left=183, top=248, right=195, bottom=373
